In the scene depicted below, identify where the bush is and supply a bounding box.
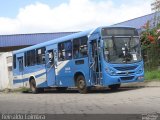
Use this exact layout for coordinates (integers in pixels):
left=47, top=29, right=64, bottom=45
left=140, top=21, right=160, bottom=71
left=145, top=70, right=160, bottom=81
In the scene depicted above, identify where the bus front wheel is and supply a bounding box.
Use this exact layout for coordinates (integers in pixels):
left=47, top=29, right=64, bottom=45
left=77, top=75, right=88, bottom=94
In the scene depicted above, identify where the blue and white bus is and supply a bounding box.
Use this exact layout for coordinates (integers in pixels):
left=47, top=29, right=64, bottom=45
left=13, top=26, right=144, bottom=93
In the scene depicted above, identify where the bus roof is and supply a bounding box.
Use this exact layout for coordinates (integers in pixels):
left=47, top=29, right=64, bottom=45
left=13, top=29, right=95, bottom=54
left=13, top=26, right=136, bottom=54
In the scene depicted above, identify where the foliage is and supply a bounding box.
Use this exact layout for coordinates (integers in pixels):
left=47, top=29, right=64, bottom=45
left=140, top=21, right=160, bottom=70
left=145, top=70, right=160, bottom=81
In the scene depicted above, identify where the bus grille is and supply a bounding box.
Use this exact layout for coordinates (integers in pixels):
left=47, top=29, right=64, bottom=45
left=120, top=76, right=134, bottom=81
left=114, top=66, right=138, bottom=71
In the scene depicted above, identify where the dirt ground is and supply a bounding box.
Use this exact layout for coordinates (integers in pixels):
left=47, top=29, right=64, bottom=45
left=0, top=82, right=160, bottom=114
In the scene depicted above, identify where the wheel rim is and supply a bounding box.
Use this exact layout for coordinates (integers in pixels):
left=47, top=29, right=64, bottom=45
left=78, top=79, right=85, bottom=89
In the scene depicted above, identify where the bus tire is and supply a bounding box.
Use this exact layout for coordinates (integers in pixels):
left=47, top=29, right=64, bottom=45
left=29, top=78, right=38, bottom=94
left=109, top=84, right=120, bottom=91
left=76, top=75, right=88, bottom=94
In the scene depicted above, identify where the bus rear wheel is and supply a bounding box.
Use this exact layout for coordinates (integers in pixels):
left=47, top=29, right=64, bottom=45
left=109, top=84, right=120, bottom=91
left=29, top=79, right=39, bottom=94
left=76, top=75, right=89, bottom=94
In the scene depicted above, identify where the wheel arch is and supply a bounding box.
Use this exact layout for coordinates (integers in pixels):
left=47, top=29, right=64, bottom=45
left=29, top=75, right=36, bottom=84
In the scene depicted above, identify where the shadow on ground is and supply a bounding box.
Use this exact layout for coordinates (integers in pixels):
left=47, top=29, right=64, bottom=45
left=23, top=86, right=144, bottom=94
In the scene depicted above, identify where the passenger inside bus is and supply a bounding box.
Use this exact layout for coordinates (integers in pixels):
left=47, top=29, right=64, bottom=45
left=59, top=52, right=65, bottom=61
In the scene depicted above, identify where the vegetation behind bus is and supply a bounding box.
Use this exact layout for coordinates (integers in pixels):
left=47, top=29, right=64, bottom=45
left=140, top=20, right=160, bottom=81
left=145, top=70, right=160, bottom=81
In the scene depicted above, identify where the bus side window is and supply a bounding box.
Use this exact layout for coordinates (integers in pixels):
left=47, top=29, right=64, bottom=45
left=36, top=47, right=46, bottom=64
left=73, top=36, right=88, bottom=59
left=13, top=54, right=16, bottom=69
left=58, top=40, right=72, bottom=61
left=24, top=52, right=27, bottom=66
left=58, top=42, right=65, bottom=61
left=18, top=57, right=24, bottom=72
left=25, top=50, right=36, bottom=66
left=30, top=50, right=36, bottom=66
left=26, top=51, right=31, bottom=66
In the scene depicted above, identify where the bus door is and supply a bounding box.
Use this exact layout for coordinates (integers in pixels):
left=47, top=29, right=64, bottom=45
left=17, top=56, right=24, bottom=86
left=46, top=45, right=57, bottom=86
left=89, top=39, right=102, bottom=85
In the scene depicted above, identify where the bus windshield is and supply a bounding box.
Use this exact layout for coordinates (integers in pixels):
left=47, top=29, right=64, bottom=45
left=103, top=37, right=142, bottom=64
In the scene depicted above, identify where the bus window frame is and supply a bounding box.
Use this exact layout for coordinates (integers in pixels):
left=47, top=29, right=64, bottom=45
left=73, top=36, right=88, bottom=59
left=58, top=40, right=73, bottom=62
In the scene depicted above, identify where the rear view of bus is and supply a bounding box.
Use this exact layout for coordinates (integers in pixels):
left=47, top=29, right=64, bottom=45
left=99, top=27, right=144, bottom=89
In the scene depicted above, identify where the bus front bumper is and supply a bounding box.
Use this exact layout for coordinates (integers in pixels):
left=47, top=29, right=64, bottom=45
left=102, top=72, right=144, bottom=86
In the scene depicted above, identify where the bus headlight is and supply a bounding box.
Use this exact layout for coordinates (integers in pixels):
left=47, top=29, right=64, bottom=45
left=106, top=67, right=116, bottom=75
left=138, top=76, right=144, bottom=80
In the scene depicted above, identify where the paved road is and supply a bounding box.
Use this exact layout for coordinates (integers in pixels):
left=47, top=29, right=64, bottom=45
left=0, top=87, right=160, bottom=114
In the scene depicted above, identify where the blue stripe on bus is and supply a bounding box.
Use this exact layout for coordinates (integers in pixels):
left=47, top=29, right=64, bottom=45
left=13, top=72, right=46, bottom=84
left=35, top=72, right=46, bottom=78
left=13, top=78, right=28, bottom=84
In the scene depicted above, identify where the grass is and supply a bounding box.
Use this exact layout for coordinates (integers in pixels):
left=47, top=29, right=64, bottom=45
left=1, top=87, right=30, bottom=93
left=145, top=70, right=160, bottom=81
left=12, top=87, right=30, bottom=93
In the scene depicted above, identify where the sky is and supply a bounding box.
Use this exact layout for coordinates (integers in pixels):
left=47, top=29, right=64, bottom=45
left=0, top=0, right=153, bottom=34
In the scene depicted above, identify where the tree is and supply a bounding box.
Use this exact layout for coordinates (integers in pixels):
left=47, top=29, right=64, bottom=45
left=140, top=21, right=160, bottom=70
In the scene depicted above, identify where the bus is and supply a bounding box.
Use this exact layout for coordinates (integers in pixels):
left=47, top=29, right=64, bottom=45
left=12, top=26, right=144, bottom=93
